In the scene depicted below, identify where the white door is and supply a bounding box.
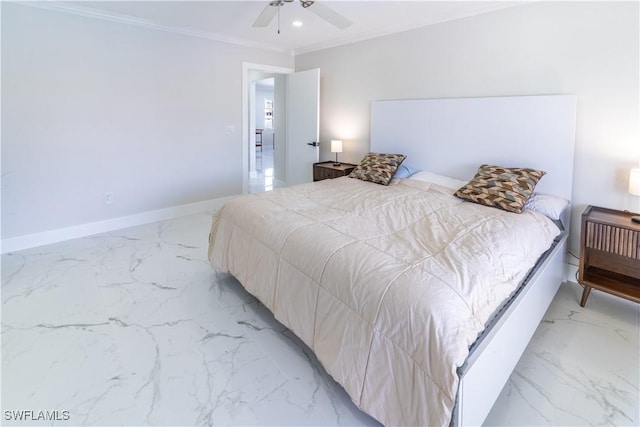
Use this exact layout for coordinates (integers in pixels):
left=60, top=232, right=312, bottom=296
left=286, top=68, right=320, bottom=185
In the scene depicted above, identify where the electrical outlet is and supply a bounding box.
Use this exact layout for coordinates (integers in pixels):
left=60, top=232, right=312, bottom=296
left=104, top=192, right=114, bottom=205
left=226, top=125, right=235, bottom=135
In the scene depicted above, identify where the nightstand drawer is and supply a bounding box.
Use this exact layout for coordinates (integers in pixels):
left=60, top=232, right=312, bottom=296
left=585, top=222, right=639, bottom=259
left=316, top=167, right=340, bottom=181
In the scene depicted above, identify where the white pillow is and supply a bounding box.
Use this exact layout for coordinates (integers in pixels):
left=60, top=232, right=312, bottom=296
left=524, top=193, right=570, bottom=220
left=409, top=171, right=467, bottom=190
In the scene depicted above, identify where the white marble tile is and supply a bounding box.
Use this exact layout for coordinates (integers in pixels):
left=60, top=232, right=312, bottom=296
left=250, top=145, right=286, bottom=194
left=2, top=214, right=639, bottom=426
left=2, top=213, right=379, bottom=426
left=484, top=282, right=639, bottom=426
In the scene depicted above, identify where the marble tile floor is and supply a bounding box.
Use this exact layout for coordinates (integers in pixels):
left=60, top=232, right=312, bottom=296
left=250, top=145, right=285, bottom=194
left=2, top=212, right=638, bottom=426
left=484, top=280, right=639, bottom=426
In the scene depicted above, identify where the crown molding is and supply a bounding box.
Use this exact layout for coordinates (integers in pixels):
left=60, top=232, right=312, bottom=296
left=20, top=1, right=296, bottom=56
left=18, top=1, right=524, bottom=58
left=293, top=2, right=522, bottom=56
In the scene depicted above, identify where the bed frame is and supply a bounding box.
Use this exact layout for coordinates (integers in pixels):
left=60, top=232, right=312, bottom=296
left=370, top=95, right=577, bottom=426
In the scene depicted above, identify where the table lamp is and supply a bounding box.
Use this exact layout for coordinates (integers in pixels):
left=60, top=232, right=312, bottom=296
left=629, top=168, right=640, bottom=223
left=331, top=140, right=343, bottom=166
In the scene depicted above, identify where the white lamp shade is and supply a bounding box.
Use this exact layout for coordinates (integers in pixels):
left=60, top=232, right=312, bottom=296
left=630, top=168, right=640, bottom=196
left=330, top=140, right=343, bottom=153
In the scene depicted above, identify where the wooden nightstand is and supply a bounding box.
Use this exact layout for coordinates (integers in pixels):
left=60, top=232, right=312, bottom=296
left=313, top=161, right=357, bottom=182
left=578, top=205, right=640, bottom=307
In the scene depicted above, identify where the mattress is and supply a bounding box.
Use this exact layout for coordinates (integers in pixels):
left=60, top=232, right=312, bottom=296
left=207, top=176, right=561, bottom=426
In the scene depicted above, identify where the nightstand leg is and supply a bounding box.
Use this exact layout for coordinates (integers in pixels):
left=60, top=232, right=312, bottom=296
left=580, top=285, right=592, bottom=307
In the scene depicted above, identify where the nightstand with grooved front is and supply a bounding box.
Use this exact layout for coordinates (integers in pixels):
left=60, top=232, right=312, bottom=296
left=578, top=205, right=640, bottom=307
left=313, top=161, right=357, bottom=182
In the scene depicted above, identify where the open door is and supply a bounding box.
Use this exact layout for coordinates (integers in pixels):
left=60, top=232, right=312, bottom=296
left=286, top=68, right=320, bottom=185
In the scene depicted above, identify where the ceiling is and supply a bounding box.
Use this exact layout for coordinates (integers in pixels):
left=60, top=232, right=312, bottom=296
left=39, top=1, right=522, bottom=55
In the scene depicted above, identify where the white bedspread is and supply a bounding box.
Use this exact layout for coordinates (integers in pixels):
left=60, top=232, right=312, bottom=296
left=208, top=176, right=560, bottom=426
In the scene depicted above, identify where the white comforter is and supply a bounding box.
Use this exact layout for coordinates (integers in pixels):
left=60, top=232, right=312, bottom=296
left=208, top=176, right=560, bottom=426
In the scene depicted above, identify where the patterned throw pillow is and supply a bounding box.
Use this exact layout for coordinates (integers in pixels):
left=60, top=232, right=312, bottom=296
left=349, top=152, right=407, bottom=186
left=454, top=164, right=546, bottom=213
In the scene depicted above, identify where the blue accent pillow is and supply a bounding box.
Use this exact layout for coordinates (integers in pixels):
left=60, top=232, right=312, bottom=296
left=393, top=163, right=420, bottom=179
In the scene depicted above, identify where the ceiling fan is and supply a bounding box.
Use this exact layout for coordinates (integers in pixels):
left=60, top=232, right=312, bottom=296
left=252, top=0, right=353, bottom=31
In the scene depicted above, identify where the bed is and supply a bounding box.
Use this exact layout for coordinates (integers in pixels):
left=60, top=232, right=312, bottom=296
left=208, top=95, right=577, bottom=426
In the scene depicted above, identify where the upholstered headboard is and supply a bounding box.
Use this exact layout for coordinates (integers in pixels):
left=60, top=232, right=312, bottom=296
left=370, top=95, right=576, bottom=202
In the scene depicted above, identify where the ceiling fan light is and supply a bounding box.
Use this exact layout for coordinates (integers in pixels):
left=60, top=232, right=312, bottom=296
left=254, top=0, right=351, bottom=31
left=292, top=20, right=303, bottom=27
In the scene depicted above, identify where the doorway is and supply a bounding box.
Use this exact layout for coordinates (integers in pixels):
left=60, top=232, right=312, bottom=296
left=250, top=77, right=280, bottom=193
left=242, top=62, right=294, bottom=195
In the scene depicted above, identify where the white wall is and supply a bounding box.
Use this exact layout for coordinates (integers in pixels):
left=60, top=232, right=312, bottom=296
left=255, top=83, right=275, bottom=148
left=255, top=83, right=271, bottom=130
left=1, top=3, right=293, bottom=239
left=296, top=1, right=640, bottom=259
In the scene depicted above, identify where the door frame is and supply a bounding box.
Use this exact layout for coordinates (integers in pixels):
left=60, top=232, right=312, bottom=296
left=242, top=62, right=294, bottom=195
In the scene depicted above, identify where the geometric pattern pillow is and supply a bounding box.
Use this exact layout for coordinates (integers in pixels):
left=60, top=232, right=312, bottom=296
left=454, top=164, right=546, bottom=213
left=349, top=152, right=406, bottom=186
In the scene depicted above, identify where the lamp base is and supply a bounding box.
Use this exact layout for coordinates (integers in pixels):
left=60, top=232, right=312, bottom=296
left=632, top=216, right=640, bottom=224
left=333, top=162, right=341, bottom=167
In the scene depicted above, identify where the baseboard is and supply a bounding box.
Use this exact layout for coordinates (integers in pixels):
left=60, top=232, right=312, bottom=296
left=1, top=196, right=237, bottom=254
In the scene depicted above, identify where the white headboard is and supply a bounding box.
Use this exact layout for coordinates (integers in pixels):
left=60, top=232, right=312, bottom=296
left=370, top=95, right=576, bottom=201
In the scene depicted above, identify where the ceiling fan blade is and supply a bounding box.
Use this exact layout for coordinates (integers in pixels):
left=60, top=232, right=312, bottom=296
left=252, top=4, right=278, bottom=28
left=306, top=2, right=352, bottom=30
